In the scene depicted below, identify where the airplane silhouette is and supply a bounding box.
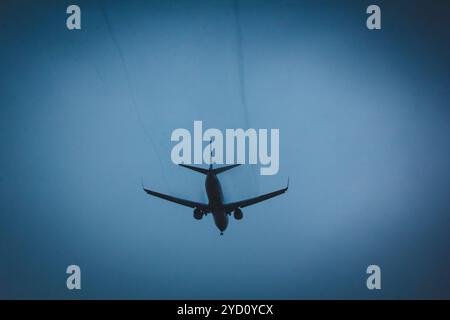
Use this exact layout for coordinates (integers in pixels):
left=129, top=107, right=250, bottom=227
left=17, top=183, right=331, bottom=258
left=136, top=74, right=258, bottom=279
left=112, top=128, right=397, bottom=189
left=142, top=148, right=288, bottom=235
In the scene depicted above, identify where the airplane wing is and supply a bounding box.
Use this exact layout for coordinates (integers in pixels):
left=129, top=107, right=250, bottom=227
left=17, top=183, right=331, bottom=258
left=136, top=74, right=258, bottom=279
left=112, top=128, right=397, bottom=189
left=223, top=179, right=289, bottom=212
left=143, top=188, right=210, bottom=212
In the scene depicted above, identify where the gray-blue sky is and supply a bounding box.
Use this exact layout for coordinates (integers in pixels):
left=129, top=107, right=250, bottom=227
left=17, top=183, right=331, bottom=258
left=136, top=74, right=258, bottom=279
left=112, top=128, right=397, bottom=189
left=0, top=0, right=449, bottom=299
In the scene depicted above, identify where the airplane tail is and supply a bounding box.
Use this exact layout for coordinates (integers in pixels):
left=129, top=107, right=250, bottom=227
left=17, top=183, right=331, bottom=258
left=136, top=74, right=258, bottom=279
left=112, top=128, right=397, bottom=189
left=179, top=164, right=209, bottom=175
left=212, top=164, right=241, bottom=174
left=178, top=139, right=214, bottom=175
left=179, top=163, right=241, bottom=175
left=178, top=140, right=240, bottom=175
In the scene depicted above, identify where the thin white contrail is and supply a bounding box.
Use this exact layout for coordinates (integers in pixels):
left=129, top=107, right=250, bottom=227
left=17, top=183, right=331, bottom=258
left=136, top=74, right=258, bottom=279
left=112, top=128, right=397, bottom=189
left=232, top=0, right=250, bottom=128
left=97, top=0, right=170, bottom=189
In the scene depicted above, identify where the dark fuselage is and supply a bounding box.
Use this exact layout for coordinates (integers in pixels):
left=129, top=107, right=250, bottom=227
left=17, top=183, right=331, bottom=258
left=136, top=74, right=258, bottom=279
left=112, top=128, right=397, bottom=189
left=205, top=173, right=228, bottom=233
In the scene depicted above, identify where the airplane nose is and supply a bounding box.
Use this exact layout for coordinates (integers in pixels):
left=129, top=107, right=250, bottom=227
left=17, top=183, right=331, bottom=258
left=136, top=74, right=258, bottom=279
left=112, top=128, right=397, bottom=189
left=214, top=212, right=228, bottom=234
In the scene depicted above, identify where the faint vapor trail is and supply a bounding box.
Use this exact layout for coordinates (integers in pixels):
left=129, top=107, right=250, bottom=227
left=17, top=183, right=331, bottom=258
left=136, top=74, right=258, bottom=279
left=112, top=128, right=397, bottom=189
left=97, top=0, right=170, bottom=188
left=233, top=0, right=250, bottom=127
left=233, top=0, right=258, bottom=193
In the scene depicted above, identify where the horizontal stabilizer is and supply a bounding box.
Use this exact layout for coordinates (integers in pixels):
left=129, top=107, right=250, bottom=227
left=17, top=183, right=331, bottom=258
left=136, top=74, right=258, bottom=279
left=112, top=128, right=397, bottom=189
left=212, top=164, right=241, bottom=174
left=179, top=164, right=209, bottom=174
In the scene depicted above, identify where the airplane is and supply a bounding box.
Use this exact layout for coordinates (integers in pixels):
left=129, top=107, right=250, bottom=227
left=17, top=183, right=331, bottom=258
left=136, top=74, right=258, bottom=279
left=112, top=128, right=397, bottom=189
left=142, top=151, right=288, bottom=235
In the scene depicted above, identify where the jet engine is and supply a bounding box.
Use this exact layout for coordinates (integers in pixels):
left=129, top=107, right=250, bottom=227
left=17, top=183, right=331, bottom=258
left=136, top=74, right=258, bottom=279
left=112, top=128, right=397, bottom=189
left=193, top=208, right=203, bottom=220
left=233, top=208, right=243, bottom=220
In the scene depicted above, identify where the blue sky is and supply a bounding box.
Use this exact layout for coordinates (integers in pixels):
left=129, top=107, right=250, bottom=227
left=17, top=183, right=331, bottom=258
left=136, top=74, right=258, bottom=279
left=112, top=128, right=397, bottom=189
left=0, top=0, right=449, bottom=299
